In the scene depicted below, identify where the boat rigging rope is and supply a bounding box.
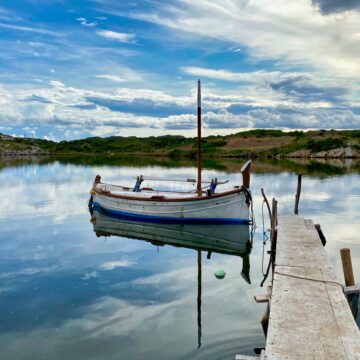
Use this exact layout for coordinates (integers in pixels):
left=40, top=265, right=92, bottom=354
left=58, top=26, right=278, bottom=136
left=261, top=200, right=270, bottom=276
left=250, top=191, right=256, bottom=228
left=240, top=186, right=255, bottom=226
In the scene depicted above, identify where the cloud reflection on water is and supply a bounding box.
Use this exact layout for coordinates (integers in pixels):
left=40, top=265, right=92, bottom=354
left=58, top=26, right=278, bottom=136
left=0, top=158, right=359, bottom=359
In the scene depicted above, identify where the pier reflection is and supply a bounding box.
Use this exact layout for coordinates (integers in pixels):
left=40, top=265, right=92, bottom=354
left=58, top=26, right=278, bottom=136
left=90, top=208, right=253, bottom=349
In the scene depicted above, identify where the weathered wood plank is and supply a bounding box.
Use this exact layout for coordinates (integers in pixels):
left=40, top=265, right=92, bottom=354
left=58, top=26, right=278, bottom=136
left=254, top=295, right=269, bottom=303
left=265, top=215, right=360, bottom=360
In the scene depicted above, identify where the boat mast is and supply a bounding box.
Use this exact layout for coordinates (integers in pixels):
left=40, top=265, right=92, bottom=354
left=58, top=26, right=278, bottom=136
left=197, top=80, right=202, bottom=196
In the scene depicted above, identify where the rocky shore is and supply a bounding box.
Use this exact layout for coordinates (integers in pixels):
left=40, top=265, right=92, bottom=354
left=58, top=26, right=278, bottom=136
left=2, top=146, right=359, bottom=159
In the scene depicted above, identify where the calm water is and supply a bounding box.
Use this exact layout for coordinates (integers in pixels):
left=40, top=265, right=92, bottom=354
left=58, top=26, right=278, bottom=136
left=0, top=157, right=359, bottom=360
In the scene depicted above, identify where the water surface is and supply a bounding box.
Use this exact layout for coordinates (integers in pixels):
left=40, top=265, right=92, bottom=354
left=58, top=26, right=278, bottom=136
left=0, top=156, right=359, bottom=360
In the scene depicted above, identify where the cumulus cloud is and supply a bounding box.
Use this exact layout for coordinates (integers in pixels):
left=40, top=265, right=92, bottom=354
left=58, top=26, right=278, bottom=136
left=96, top=30, right=136, bottom=43
left=22, top=94, right=54, bottom=104
left=269, top=75, right=348, bottom=104
left=1, top=73, right=359, bottom=139
left=182, top=67, right=351, bottom=104
left=86, top=96, right=194, bottom=117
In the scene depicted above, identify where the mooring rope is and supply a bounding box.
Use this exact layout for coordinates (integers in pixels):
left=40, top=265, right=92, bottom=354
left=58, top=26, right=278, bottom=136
left=274, top=270, right=344, bottom=288
left=250, top=191, right=256, bottom=230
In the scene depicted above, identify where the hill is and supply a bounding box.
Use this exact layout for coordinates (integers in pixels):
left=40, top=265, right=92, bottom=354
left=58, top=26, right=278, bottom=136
left=1, top=130, right=360, bottom=158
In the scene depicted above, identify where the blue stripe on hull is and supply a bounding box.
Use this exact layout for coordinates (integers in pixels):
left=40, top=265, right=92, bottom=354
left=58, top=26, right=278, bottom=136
left=92, top=202, right=251, bottom=225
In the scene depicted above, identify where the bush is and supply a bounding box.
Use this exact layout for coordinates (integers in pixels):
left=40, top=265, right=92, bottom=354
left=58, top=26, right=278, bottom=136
left=306, top=138, right=347, bottom=153
left=235, top=129, right=285, bottom=138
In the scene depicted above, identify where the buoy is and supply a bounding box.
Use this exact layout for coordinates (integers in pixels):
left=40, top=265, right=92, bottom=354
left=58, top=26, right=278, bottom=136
left=214, top=269, right=226, bottom=279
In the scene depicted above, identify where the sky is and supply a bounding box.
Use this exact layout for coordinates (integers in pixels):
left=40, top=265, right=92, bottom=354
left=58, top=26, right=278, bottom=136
left=0, top=0, right=360, bottom=140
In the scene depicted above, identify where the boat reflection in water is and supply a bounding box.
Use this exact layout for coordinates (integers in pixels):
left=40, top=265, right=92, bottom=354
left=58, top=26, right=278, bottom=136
left=89, top=207, right=254, bottom=349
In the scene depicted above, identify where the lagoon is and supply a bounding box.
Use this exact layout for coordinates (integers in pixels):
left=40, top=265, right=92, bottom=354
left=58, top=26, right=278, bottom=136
left=0, top=157, right=359, bottom=360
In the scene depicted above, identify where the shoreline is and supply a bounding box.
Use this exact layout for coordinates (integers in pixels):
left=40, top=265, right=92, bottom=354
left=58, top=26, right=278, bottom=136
left=1, top=150, right=359, bottom=159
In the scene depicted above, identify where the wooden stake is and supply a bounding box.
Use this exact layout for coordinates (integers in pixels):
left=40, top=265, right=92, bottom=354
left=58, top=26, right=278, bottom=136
left=294, top=174, right=302, bottom=215
left=340, top=248, right=355, bottom=286
left=271, top=198, right=276, bottom=230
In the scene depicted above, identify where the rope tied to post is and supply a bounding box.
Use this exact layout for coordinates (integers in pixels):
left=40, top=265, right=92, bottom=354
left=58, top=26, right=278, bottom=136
left=274, top=270, right=344, bottom=288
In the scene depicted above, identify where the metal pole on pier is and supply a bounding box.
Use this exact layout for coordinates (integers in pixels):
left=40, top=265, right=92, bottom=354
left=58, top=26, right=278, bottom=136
left=197, top=80, right=202, bottom=197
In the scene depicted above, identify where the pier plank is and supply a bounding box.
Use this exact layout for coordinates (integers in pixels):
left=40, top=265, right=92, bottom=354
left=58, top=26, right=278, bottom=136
left=265, top=215, right=360, bottom=359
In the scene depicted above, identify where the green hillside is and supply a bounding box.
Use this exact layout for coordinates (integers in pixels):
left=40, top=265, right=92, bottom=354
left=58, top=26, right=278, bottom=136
left=1, top=130, right=359, bottom=158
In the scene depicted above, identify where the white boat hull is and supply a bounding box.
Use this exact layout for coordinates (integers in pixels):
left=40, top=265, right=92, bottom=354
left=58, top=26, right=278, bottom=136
left=92, top=190, right=250, bottom=224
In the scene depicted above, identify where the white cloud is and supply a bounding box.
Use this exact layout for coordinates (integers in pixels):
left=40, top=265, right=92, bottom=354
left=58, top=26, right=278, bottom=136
left=0, top=22, right=60, bottom=36
left=120, top=0, right=360, bottom=78
left=95, top=74, right=126, bottom=83
left=0, top=6, right=22, bottom=22
left=82, top=271, right=98, bottom=280
left=76, top=17, right=97, bottom=27
left=182, top=66, right=284, bottom=83
left=49, top=80, right=65, bottom=88
left=0, top=73, right=358, bottom=138
left=96, top=30, right=136, bottom=43
left=100, top=259, right=136, bottom=270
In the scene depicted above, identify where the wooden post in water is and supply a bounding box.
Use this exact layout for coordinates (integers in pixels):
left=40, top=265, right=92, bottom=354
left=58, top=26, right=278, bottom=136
left=294, top=174, right=302, bottom=215
left=197, top=80, right=202, bottom=196
left=340, top=248, right=355, bottom=286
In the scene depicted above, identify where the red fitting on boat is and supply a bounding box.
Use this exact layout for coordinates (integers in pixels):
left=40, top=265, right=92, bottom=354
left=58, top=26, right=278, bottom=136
left=240, top=160, right=251, bottom=188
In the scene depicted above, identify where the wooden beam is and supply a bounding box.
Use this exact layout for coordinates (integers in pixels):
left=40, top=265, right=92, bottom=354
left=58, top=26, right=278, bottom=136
left=254, top=295, right=269, bottom=303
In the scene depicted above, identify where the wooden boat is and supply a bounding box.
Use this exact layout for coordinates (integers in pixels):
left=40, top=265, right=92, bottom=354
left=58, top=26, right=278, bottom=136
left=89, top=80, right=252, bottom=224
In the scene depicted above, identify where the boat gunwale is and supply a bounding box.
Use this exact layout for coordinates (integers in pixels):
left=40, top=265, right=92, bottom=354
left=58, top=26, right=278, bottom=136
left=93, top=183, right=245, bottom=202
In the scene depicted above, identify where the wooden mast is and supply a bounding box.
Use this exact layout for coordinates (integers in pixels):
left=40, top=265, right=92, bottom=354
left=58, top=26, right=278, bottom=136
left=197, top=80, right=202, bottom=196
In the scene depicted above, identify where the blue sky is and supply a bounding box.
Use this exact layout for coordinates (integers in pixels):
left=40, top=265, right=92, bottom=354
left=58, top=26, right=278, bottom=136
left=0, top=0, right=359, bottom=140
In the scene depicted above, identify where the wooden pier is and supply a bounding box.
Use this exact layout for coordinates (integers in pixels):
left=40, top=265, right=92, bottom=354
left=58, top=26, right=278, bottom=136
left=237, top=215, right=360, bottom=359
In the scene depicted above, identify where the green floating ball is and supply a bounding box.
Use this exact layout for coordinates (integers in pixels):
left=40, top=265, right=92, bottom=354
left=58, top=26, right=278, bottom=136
left=214, top=269, right=226, bottom=279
